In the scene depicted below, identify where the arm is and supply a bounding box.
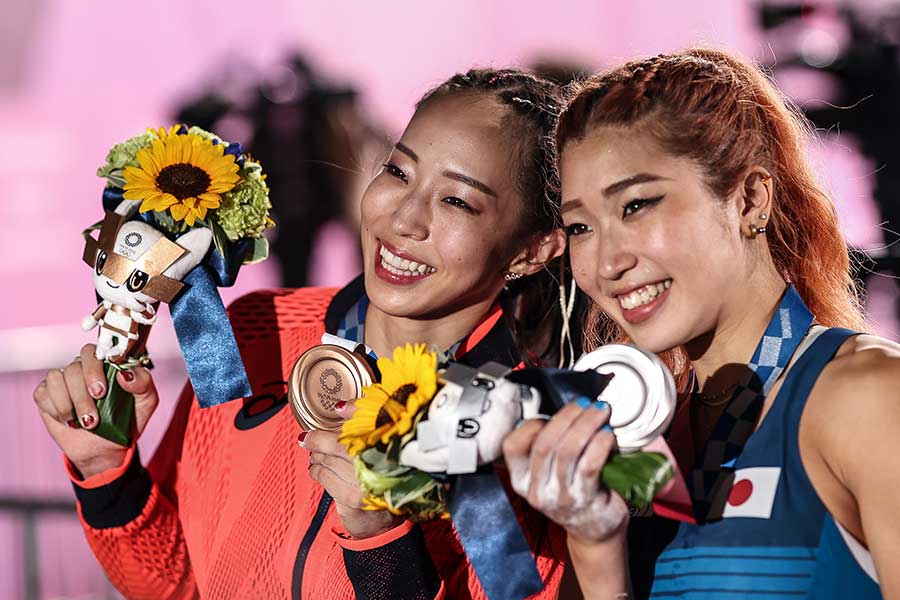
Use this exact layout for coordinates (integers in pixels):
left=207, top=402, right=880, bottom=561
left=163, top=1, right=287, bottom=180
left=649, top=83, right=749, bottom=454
left=335, top=520, right=445, bottom=599
left=131, top=303, right=158, bottom=325
left=69, top=375, right=198, bottom=599
left=303, top=430, right=446, bottom=598
left=502, top=401, right=632, bottom=599
left=804, top=338, right=900, bottom=599
left=566, top=533, right=632, bottom=599
left=82, top=303, right=108, bottom=331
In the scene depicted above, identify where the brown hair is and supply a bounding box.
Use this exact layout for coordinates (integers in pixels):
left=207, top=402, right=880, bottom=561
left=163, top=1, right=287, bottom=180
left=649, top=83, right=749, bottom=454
left=556, top=48, right=869, bottom=377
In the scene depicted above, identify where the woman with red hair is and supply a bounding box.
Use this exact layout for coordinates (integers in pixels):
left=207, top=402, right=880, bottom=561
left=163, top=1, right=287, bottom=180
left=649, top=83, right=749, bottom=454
left=503, top=48, right=898, bottom=598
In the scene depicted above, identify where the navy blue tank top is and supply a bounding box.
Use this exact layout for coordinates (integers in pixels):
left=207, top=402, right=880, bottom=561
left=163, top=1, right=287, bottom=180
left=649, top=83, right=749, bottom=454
left=649, top=327, right=882, bottom=599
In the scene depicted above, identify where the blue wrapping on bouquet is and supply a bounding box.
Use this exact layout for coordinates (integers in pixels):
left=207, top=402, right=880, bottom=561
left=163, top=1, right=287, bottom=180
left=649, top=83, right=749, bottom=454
left=449, top=470, right=545, bottom=600
left=170, top=264, right=252, bottom=407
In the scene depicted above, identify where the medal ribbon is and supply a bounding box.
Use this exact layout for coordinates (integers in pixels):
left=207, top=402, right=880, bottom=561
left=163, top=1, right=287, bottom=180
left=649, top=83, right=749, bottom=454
left=340, top=296, right=545, bottom=600
left=690, top=284, right=813, bottom=520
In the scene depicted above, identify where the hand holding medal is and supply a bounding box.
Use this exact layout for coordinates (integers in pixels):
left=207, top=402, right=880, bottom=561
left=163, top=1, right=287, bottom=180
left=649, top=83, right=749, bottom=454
left=323, top=343, right=678, bottom=520
left=288, top=334, right=377, bottom=432
left=289, top=342, right=681, bottom=600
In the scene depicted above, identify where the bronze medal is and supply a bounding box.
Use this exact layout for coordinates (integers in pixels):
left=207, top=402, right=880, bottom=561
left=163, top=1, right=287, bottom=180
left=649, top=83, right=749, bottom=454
left=288, top=345, right=375, bottom=431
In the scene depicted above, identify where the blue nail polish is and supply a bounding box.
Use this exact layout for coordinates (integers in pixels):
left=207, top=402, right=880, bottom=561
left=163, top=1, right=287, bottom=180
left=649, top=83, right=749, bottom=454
left=593, top=400, right=609, bottom=410
left=601, top=424, right=614, bottom=432
left=576, top=396, right=592, bottom=408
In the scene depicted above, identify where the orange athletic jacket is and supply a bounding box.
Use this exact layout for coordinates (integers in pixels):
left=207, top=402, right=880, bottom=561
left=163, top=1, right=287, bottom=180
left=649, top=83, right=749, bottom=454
left=67, top=280, right=566, bottom=599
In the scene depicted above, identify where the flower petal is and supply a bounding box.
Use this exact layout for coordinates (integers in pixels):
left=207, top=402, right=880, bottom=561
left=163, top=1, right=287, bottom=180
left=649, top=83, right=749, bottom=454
left=169, top=202, right=189, bottom=221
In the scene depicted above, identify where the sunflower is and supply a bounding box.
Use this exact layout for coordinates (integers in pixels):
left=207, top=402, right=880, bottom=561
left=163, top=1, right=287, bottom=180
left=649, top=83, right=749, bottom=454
left=123, top=126, right=241, bottom=226
left=339, top=344, right=438, bottom=456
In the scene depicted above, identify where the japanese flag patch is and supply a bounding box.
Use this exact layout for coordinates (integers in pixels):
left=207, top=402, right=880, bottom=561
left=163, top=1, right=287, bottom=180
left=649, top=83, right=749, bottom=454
left=721, top=467, right=782, bottom=519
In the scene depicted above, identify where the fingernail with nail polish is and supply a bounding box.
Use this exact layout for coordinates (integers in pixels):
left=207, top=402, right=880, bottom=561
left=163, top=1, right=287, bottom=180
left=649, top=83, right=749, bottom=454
left=297, top=431, right=308, bottom=447
left=601, top=424, right=614, bottom=432
left=335, top=400, right=347, bottom=411
left=121, top=371, right=134, bottom=382
left=81, top=413, right=97, bottom=428
left=89, top=382, right=105, bottom=398
left=67, top=419, right=80, bottom=429
left=576, top=396, right=592, bottom=408
left=593, top=400, right=609, bottom=410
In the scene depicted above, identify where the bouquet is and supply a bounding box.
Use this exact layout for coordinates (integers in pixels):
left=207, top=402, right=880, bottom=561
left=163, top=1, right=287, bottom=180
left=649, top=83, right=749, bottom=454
left=338, top=344, right=677, bottom=520
left=80, top=125, right=273, bottom=444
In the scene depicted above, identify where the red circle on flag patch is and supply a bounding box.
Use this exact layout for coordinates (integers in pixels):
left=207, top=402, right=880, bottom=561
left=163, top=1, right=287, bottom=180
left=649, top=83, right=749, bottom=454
left=728, top=479, right=753, bottom=506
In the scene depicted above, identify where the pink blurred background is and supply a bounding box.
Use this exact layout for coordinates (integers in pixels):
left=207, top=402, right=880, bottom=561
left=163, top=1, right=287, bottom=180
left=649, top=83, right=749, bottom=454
left=2, top=1, right=897, bottom=597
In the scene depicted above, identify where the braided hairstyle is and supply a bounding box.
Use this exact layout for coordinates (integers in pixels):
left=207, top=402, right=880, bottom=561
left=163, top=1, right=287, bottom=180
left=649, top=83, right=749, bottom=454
left=418, top=69, right=566, bottom=365
left=556, top=49, right=869, bottom=378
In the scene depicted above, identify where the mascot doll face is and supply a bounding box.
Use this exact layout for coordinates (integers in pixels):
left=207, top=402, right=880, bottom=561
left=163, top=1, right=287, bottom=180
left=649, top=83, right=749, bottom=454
left=89, top=218, right=212, bottom=310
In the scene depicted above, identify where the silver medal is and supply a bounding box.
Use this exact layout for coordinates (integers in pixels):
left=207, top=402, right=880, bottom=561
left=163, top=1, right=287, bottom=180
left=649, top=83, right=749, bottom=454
left=573, top=344, right=676, bottom=451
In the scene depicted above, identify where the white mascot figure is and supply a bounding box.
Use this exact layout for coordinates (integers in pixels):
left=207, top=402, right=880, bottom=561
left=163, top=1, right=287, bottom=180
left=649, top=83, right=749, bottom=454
left=399, top=362, right=541, bottom=475
left=81, top=210, right=212, bottom=362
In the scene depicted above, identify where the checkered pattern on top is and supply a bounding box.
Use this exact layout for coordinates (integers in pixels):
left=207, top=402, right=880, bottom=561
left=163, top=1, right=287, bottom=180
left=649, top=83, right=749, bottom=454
left=335, top=295, right=465, bottom=362
left=336, top=296, right=369, bottom=345
left=690, top=286, right=814, bottom=521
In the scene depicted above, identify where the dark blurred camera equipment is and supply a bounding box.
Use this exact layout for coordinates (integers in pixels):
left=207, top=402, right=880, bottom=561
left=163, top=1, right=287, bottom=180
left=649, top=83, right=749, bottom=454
left=175, top=54, right=381, bottom=287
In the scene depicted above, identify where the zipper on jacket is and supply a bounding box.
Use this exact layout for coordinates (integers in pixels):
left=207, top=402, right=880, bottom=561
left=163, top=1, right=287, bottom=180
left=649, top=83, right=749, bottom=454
left=292, top=491, right=333, bottom=599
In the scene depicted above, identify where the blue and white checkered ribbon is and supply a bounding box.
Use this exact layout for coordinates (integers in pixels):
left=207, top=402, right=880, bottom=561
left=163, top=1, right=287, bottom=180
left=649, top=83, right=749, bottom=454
left=336, top=295, right=369, bottom=345
left=690, top=285, right=814, bottom=521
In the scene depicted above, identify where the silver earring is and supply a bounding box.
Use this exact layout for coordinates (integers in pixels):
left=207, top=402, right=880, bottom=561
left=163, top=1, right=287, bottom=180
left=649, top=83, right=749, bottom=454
left=504, top=271, right=524, bottom=281
left=753, top=224, right=767, bottom=235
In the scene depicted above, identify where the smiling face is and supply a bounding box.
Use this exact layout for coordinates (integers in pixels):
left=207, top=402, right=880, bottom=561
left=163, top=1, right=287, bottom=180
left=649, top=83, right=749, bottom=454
left=360, top=93, right=532, bottom=319
left=89, top=220, right=212, bottom=311
left=560, top=126, right=749, bottom=354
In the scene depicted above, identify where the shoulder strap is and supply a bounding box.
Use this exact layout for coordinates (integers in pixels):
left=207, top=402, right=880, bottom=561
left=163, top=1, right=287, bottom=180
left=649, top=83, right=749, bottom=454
left=776, top=327, right=856, bottom=429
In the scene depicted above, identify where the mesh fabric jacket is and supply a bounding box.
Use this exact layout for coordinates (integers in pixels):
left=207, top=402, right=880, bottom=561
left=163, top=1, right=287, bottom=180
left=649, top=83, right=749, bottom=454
left=67, top=285, right=566, bottom=599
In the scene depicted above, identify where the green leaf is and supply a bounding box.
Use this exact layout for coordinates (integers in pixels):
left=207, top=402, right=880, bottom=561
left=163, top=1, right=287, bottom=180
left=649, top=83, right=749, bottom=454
left=207, top=218, right=232, bottom=263
left=107, top=171, right=127, bottom=189
left=601, top=451, right=674, bottom=509
left=355, top=457, right=410, bottom=494
left=152, top=210, right=189, bottom=236
left=243, top=237, right=269, bottom=265
left=398, top=406, right=430, bottom=449
left=359, top=448, right=408, bottom=476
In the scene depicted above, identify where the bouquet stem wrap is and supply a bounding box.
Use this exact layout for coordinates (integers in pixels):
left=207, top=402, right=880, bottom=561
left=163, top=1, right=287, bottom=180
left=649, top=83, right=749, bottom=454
left=72, top=362, right=136, bottom=446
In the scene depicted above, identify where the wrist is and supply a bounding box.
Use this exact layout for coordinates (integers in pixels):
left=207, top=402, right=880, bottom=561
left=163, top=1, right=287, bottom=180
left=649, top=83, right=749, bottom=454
left=567, top=529, right=631, bottom=599
left=73, top=451, right=128, bottom=480
left=344, top=513, right=404, bottom=540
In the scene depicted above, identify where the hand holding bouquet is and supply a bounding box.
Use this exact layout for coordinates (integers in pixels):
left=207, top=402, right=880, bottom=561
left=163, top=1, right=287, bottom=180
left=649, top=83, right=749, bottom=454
left=338, top=344, right=679, bottom=520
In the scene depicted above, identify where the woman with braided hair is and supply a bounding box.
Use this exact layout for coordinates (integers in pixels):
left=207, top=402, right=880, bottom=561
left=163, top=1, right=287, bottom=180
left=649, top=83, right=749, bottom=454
left=33, top=68, right=572, bottom=599
left=503, top=48, right=899, bottom=598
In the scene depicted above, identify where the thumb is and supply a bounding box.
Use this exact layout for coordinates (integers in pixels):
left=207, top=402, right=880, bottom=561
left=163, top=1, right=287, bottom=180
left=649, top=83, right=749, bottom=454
left=116, top=367, right=159, bottom=434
